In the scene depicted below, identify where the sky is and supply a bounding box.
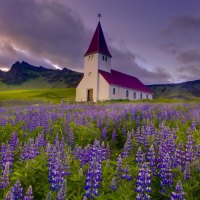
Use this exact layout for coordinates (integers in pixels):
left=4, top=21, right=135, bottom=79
left=0, top=0, right=200, bottom=84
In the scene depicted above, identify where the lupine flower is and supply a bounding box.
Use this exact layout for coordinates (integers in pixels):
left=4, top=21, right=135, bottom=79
left=112, top=129, right=116, bottom=142
left=6, top=190, right=14, bottom=200
left=121, top=165, right=132, bottom=181
left=84, top=157, right=102, bottom=199
left=68, top=128, right=74, bottom=147
left=110, top=177, right=117, bottom=191
left=24, top=185, right=33, bottom=200
left=102, top=128, right=107, bottom=140
left=0, top=162, right=10, bottom=188
left=21, top=139, right=40, bottom=161
left=184, top=162, right=191, bottom=181
left=146, top=145, right=156, bottom=173
left=57, top=180, right=67, bottom=200
left=122, top=132, right=133, bottom=158
left=11, top=179, right=23, bottom=199
left=159, top=153, right=173, bottom=191
left=170, top=180, right=185, bottom=200
left=9, top=132, right=19, bottom=150
left=135, top=147, right=144, bottom=167
left=136, top=163, right=151, bottom=200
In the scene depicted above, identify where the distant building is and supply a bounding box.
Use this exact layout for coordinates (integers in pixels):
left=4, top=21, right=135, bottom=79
left=76, top=21, right=153, bottom=102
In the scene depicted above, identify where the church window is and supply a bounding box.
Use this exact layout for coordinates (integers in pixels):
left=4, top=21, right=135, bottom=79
left=134, top=91, right=136, bottom=99
left=113, top=88, right=115, bottom=95
left=105, top=56, right=107, bottom=62
left=102, top=55, right=104, bottom=61
left=146, top=94, right=148, bottom=99
left=140, top=93, right=142, bottom=99
left=126, top=90, right=129, bottom=98
left=88, top=56, right=90, bottom=61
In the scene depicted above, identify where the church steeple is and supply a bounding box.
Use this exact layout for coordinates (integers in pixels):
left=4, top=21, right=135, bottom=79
left=84, top=22, right=112, bottom=58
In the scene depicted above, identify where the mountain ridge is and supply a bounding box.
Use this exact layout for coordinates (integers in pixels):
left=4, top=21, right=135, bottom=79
left=0, top=61, right=199, bottom=99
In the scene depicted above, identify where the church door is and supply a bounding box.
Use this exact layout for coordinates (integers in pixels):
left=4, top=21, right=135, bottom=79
left=87, top=89, right=93, bottom=101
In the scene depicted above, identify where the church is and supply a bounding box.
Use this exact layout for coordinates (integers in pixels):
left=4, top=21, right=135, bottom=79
left=76, top=21, right=153, bottom=102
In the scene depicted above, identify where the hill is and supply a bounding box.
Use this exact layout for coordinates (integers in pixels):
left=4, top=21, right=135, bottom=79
left=0, top=61, right=199, bottom=100
left=148, top=79, right=200, bottom=99
left=0, top=61, right=82, bottom=90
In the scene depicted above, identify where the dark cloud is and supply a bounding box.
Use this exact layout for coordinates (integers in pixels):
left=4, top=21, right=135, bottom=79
left=177, top=49, right=200, bottom=64
left=0, top=0, right=90, bottom=68
left=163, top=15, right=200, bottom=34
left=111, top=47, right=171, bottom=84
left=0, top=0, right=172, bottom=84
left=177, top=65, right=200, bottom=81
left=159, top=43, right=179, bottom=55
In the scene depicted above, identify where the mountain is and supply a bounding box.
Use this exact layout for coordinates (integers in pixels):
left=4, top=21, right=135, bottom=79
left=0, top=61, right=199, bottom=100
left=148, top=80, right=200, bottom=99
left=0, top=61, right=83, bottom=90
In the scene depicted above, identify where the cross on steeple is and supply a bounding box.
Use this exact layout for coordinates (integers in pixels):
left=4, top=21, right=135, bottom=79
left=97, top=13, right=102, bottom=20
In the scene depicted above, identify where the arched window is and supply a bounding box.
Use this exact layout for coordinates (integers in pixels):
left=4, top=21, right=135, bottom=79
left=105, top=57, right=107, bottom=62
left=146, top=94, right=148, bottom=99
left=140, top=93, right=142, bottom=99
left=102, top=55, right=104, bottom=61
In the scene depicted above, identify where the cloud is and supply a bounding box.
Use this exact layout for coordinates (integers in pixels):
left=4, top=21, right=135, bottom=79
left=177, top=49, right=200, bottom=64
left=0, top=0, right=172, bottom=84
left=163, top=15, right=200, bottom=34
left=177, top=65, right=200, bottom=81
left=111, top=47, right=171, bottom=84
left=0, top=0, right=90, bottom=68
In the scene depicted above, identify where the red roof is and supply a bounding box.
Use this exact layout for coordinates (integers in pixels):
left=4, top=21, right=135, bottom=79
left=99, top=69, right=153, bottom=93
left=84, top=22, right=112, bottom=58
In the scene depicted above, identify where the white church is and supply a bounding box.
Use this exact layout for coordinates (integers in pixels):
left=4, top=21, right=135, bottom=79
left=76, top=21, right=153, bottom=102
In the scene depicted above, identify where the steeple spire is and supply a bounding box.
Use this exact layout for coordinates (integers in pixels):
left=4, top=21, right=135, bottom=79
left=84, top=21, right=112, bottom=58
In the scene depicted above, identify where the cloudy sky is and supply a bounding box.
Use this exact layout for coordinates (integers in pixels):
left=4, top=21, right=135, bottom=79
left=0, top=0, right=200, bottom=84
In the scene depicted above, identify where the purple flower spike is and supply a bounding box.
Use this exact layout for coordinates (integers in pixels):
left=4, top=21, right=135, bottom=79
left=24, top=185, right=33, bottom=200
left=110, top=177, right=117, bottom=191
left=171, top=180, right=185, bottom=200
left=136, top=163, right=151, bottom=200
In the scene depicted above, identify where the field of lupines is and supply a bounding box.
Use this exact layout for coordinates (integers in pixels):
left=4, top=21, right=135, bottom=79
left=0, top=102, right=200, bottom=200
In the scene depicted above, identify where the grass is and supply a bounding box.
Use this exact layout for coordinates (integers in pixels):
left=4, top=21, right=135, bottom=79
left=0, top=88, right=76, bottom=106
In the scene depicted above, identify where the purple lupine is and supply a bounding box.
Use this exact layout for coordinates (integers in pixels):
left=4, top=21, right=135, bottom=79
left=68, top=128, right=74, bottom=147
left=112, top=129, right=116, bottom=142
left=110, top=177, right=117, bottom=191
left=102, top=128, right=107, bottom=140
left=1, top=144, right=14, bottom=169
left=47, top=143, right=70, bottom=192
left=0, top=162, right=10, bottom=188
left=184, top=162, right=191, bottom=181
left=8, top=179, right=23, bottom=200
left=57, top=180, right=67, bottom=200
left=135, top=147, right=144, bottom=167
left=146, top=145, right=156, bottom=173
left=35, top=133, right=46, bottom=148
left=136, top=163, right=151, bottom=200
left=9, top=132, right=19, bottom=150
left=159, top=153, right=173, bottom=191
left=170, top=180, right=185, bottom=200
left=121, top=165, right=132, bottom=181
left=122, top=132, right=133, bottom=158
left=6, top=190, right=14, bottom=200
left=21, top=139, right=40, bottom=161
left=24, top=185, right=33, bottom=200
left=84, top=157, right=102, bottom=199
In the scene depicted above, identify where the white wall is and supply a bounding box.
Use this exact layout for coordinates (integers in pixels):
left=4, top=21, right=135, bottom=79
left=98, top=74, right=109, bottom=101
left=109, top=85, right=153, bottom=100
left=76, top=53, right=111, bottom=102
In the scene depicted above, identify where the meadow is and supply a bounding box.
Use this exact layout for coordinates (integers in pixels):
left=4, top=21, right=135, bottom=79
left=0, top=102, right=200, bottom=200
left=0, top=88, right=76, bottom=107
